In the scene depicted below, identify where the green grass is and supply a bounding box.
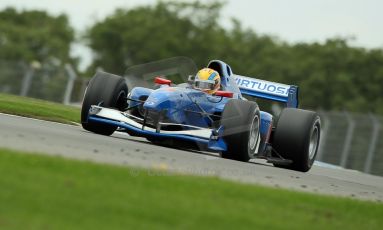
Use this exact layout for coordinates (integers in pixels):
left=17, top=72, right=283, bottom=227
left=0, top=148, right=382, bottom=230
left=0, top=93, right=382, bottom=229
left=0, top=93, right=80, bottom=124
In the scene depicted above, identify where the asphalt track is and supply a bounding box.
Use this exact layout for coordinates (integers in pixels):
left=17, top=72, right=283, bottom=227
left=1, top=113, right=383, bottom=202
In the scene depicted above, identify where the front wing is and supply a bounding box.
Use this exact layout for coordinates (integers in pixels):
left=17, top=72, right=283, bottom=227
left=87, top=106, right=227, bottom=151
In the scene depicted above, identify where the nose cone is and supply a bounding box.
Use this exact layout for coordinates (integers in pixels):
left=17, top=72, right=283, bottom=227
left=143, top=88, right=184, bottom=111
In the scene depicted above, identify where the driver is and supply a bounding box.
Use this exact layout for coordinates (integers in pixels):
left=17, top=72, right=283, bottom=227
left=193, top=68, right=221, bottom=95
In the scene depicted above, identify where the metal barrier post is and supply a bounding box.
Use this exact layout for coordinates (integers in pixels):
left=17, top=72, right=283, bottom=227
left=364, top=114, right=380, bottom=173
left=63, top=64, right=77, bottom=105
left=20, top=67, right=34, bottom=97
left=340, top=111, right=355, bottom=168
left=317, top=112, right=330, bottom=161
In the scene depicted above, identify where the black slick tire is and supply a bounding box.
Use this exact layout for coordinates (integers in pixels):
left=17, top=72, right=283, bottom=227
left=81, top=72, right=128, bottom=135
left=272, top=108, right=321, bottom=172
left=220, top=100, right=261, bottom=161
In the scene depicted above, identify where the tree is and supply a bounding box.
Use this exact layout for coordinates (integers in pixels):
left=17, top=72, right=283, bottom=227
left=86, top=1, right=225, bottom=74
left=86, top=1, right=383, bottom=114
left=0, top=7, right=75, bottom=65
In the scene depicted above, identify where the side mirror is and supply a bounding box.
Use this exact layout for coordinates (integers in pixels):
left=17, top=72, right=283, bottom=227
left=215, top=91, right=233, bottom=98
left=154, top=77, right=172, bottom=85
left=188, top=75, right=195, bottom=82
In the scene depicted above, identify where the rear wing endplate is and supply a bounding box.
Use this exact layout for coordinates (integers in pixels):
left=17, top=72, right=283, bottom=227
left=234, top=75, right=298, bottom=108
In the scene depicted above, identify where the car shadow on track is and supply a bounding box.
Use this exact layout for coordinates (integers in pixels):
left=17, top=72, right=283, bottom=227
left=82, top=130, right=272, bottom=167
left=109, top=132, right=221, bottom=159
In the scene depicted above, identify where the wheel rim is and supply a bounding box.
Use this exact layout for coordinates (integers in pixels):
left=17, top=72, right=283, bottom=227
left=309, top=125, right=319, bottom=160
left=249, top=115, right=260, bottom=151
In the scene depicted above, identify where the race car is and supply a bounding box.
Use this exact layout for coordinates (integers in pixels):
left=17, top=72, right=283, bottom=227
left=81, top=57, right=321, bottom=172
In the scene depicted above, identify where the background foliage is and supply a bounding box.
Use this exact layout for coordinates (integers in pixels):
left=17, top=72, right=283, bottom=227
left=1, top=1, right=383, bottom=113
left=0, top=8, right=75, bottom=64
left=86, top=1, right=383, bottom=113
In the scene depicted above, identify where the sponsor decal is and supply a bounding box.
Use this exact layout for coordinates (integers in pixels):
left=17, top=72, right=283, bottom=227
left=145, top=101, right=155, bottom=106
left=164, top=88, right=177, bottom=92
left=234, top=75, right=289, bottom=97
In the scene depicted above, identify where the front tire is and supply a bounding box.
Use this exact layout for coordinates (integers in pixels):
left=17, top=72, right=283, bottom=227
left=272, top=108, right=321, bottom=172
left=220, top=100, right=261, bottom=161
left=81, top=72, right=128, bottom=135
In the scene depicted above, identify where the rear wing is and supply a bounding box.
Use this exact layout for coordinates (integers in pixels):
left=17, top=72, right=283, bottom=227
left=234, top=75, right=299, bottom=108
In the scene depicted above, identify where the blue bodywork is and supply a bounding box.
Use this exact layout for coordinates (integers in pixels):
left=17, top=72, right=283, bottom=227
left=142, top=86, right=230, bottom=128
left=88, top=60, right=298, bottom=155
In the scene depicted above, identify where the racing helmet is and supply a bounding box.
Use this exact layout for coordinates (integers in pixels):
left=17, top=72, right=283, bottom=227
left=193, top=68, right=221, bottom=95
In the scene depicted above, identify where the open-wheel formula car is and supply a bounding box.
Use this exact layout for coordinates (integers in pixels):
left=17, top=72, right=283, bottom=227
left=81, top=57, right=321, bottom=172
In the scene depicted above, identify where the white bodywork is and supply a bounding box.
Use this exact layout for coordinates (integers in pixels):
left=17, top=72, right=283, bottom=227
left=234, top=74, right=290, bottom=98
left=90, top=106, right=212, bottom=139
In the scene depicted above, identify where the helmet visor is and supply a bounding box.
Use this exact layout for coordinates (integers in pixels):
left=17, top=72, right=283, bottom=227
left=194, top=79, right=215, bottom=90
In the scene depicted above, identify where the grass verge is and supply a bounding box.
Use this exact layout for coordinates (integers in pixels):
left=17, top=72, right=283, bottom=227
left=0, top=93, right=80, bottom=124
left=0, top=148, right=382, bottom=230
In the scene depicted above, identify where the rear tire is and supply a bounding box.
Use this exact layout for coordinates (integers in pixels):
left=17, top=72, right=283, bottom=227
left=81, top=72, right=128, bottom=135
left=272, top=108, right=321, bottom=172
left=220, top=100, right=261, bottom=161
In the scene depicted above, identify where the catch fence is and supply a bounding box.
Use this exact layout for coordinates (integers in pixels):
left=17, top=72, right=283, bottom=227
left=0, top=60, right=381, bottom=176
